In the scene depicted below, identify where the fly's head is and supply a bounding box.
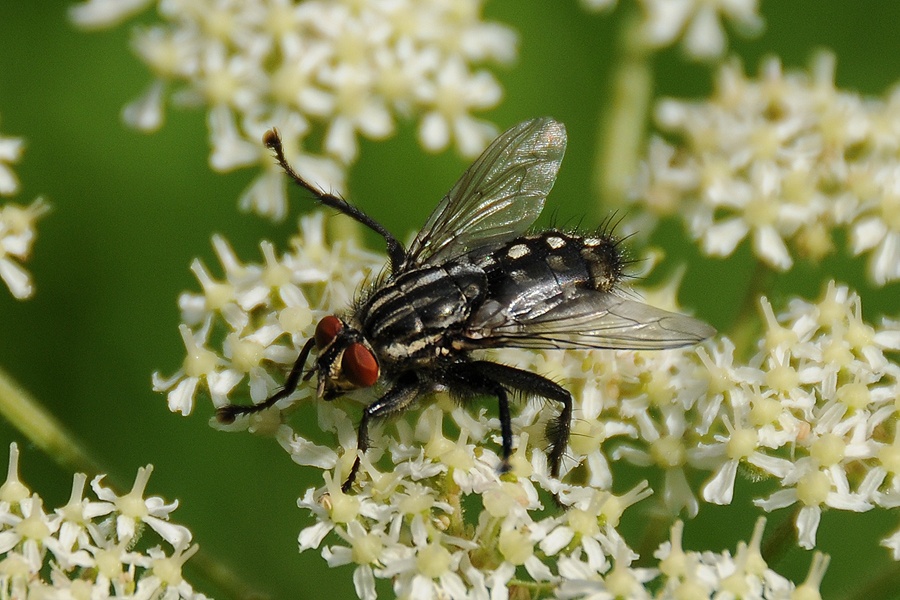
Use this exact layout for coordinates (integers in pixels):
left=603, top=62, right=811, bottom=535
left=312, top=315, right=380, bottom=400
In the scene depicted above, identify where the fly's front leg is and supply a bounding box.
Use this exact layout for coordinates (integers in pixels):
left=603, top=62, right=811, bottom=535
left=216, top=337, right=317, bottom=424
left=343, top=372, right=421, bottom=492
left=469, top=361, right=573, bottom=478
left=263, top=129, right=407, bottom=272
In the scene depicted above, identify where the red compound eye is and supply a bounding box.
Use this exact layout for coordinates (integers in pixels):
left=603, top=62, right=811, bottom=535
left=315, top=316, right=343, bottom=349
left=342, top=343, right=379, bottom=388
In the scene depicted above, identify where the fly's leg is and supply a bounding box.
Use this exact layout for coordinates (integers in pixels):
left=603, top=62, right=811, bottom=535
left=263, top=129, right=406, bottom=273
left=343, top=373, right=421, bottom=492
left=468, top=361, right=573, bottom=478
left=443, top=363, right=516, bottom=473
left=216, top=337, right=317, bottom=424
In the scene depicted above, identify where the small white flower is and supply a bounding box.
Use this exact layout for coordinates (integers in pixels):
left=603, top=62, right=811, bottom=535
left=91, top=466, right=191, bottom=549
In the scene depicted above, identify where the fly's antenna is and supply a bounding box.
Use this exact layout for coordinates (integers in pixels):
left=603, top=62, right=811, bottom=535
left=263, top=129, right=408, bottom=273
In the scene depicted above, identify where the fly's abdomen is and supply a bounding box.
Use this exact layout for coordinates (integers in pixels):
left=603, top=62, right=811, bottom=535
left=360, top=263, right=486, bottom=367
left=476, top=230, right=623, bottom=315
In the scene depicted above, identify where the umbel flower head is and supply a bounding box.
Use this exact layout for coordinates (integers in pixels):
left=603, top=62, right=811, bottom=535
left=155, top=212, right=854, bottom=598
left=630, top=52, right=900, bottom=285
left=0, top=443, right=205, bottom=599
left=70, top=0, right=516, bottom=220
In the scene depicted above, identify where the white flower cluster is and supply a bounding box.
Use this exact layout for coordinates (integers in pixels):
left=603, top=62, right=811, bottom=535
left=69, top=0, right=516, bottom=220
left=153, top=212, right=386, bottom=416
left=741, top=282, right=900, bottom=551
left=504, top=278, right=900, bottom=552
left=579, top=0, right=763, bottom=60
left=0, top=443, right=204, bottom=599
left=157, top=214, right=849, bottom=597
left=0, top=122, right=49, bottom=300
left=560, top=520, right=829, bottom=600
left=631, top=53, right=900, bottom=285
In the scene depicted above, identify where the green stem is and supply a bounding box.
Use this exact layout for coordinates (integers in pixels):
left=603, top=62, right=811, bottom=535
left=760, top=506, right=799, bottom=566
left=595, top=9, right=653, bottom=211
left=635, top=506, right=674, bottom=566
left=0, top=365, right=101, bottom=476
left=507, top=578, right=556, bottom=598
left=840, top=560, right=900, bottom=600
left=0, top=365, right=268, bottom=600
left=728, top=261, right=774, bottom=359
left=445, top=468, right=465, bottom=536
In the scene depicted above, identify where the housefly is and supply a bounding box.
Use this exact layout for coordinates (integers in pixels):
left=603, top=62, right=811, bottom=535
left=217, top=118, right=715, bottom=491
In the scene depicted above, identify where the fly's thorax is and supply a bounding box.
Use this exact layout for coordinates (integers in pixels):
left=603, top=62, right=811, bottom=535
left=356, top=262, right=488, bottom=369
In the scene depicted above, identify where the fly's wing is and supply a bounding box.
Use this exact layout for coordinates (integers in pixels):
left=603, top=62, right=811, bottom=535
left=405, top=118, right=567, bottom=267
left=468, top=290, right=715, bottom=351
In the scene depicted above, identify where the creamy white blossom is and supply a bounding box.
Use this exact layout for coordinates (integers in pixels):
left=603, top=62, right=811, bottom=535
left=70, top=0, right=517, bottom=220
left=630, top=53, right=900, bottom=285
left=0, top=443, right=206, bottom=599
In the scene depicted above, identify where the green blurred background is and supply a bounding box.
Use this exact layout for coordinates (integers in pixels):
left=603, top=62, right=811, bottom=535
left=0, top=1, right=899, bottom=598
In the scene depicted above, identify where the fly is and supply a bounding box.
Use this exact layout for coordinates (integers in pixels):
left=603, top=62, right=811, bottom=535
left=217, top=118, right=716, bottom=491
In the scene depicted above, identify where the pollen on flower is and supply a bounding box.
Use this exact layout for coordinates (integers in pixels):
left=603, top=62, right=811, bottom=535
left=159, top=212, right=383, bottom=415
left=180, top=325, right=218, bottom=378
left=398, top=490, right=435, bottom=516
left=568, top=418, right=604, bottom=455
left=0, top=443, right=29, bottom=504
left=482, top=482, right=529, bottom=518
left=651, top=435, right=687, bottom=468
left=416, top=542, right=452, bottom=579
left=878, top=439, right=900, bottom=475
left=279, top=305, right=313, bottom=335
left=150, top=543, right=200, bottom=587
left=115, top=465, right=153, bottom=520
left=567, top=507, right=600, bottom=537
left=809, top=434, right=845, bottom=467
left=726, top=427, right=759, bottom=460
left=835, top=381, right=870, bottom=411
left=226, top=334, right=265, bottom=373
left=748, top=394, right=782, bottom=427
left=14, top=498, right=51, bottom=541
left=350, top=532, right=383, bottom=565
left=498, top=527, right=534, bottom=565
left=765, top=363, right=799, bottom=393
left=795, top=470, right=831, bottom=507
left=324, top=473, right=360, bottom=525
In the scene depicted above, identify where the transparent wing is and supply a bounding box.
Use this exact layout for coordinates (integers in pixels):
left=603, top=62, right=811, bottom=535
left=405, top=118, right=567, bottom=267
left=468, top=291, right=715, bottom=351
